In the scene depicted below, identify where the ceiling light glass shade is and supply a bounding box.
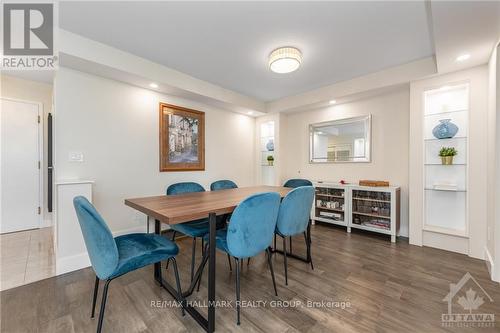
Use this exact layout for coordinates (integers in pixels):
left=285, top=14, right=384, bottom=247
left=269, top=47, right=302, bottom=73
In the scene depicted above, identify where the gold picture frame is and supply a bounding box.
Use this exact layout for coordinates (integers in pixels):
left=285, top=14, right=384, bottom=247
left=159, top=103, right=205, bottom=172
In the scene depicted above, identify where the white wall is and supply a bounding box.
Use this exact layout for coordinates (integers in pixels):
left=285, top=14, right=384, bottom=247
left=1, top=75, right=53, bottom=225
left=54, top=67, right=255, bottom=233
left=487, top=43, right=500, bottom=281
left=409, top=65, right=489, bottom=259
left=487, top=45, right=497, bottom=276
left=280, top=87, right=410, bottom=236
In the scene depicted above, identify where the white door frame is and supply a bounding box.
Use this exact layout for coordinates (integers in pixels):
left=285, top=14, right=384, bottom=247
left=1, top=97, right=44, bottom=229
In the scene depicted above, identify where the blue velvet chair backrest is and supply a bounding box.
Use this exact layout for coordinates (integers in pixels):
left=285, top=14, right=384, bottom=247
left=276, top=186, right=315, bottom=237
left=166, top=182, right=205, bottom=195
left=283, top=178, right=313, bottom=188
left=73, top=196, right=119, bottom=279
left=210, top=180, right=238, bottom=191
left=227, top=192, right=281, bottom=258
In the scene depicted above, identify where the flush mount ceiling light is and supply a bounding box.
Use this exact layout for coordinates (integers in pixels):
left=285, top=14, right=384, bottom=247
left=269, top=47, right=302, bottom=74
left=329, top=100, right=337, bottom=105
left=456, top=54, right=471, bottom=62
left=149, top=83, right=158, bottom=88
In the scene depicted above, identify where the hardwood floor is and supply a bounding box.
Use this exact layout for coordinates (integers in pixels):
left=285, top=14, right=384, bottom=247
left=1, top=224, right=499, bottom=332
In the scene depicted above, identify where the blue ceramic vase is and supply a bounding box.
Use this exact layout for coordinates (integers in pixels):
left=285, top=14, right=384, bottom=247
left=266, top=139, right=274, bottom=151
left=432, top=119, right=458, bottom=139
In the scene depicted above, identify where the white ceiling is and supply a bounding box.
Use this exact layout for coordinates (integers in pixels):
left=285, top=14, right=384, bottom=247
left=59, top=1, right=433, bottom=102
left=431, top=1, right=500, bottom=74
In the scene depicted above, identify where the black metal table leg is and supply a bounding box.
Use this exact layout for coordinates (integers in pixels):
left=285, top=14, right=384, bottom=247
left=154, top=219, right=161, bottom=283
left=207, top=212, right=217, bottom=333
left=153, top=217, right=216, bottom=333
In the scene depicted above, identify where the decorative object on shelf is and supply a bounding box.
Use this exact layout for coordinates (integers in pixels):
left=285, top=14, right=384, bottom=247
left=159, top=103, right=205, bottom=172
left=340, top=179, right=347, bottom=185
left=359, top=180, right=390, bottom=187
left=432, top=119, right=459, bottom=139
left=439, top=147, right=457, bottom=165
left=265, top=139, right=274, bottom=151
left=267, top=155, right=274, bottom=166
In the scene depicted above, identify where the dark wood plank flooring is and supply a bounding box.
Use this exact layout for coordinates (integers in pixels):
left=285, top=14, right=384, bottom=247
left=1, top=224, right=499, bottom=332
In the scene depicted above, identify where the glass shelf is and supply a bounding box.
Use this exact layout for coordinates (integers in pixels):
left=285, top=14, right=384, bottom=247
left=424, top=136, right=466, bottom=142
left=424, top=188, right=466, bottom=192
left=424, top=163, right=466, bottom=166
left=423, top=108, right=468, bottom=117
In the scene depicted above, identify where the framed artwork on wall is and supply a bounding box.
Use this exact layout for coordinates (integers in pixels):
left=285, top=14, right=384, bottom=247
left=159, top=102, right=205, bottom=172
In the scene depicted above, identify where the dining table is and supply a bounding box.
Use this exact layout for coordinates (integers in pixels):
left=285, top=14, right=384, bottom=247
left=124, top=185, right=292, bottom=333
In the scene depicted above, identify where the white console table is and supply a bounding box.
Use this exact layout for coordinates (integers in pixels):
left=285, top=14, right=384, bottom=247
left=312, top=181, right=400, bottom=242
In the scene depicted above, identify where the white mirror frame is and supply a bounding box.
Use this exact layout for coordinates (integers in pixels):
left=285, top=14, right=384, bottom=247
left=309, top=115, right=372, bottom=163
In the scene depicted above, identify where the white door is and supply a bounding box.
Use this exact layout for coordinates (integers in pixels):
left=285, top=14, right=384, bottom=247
left=1, top=98, right=41, bottom=233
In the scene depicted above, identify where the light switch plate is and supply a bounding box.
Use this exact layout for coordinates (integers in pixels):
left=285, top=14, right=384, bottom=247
left=69, top=151, right=84, bottom=162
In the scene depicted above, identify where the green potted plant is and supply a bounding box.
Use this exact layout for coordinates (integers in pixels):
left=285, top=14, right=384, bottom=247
left=439, top=147, right=457, bottom=165
left=267, top=155, right=274, bottom=166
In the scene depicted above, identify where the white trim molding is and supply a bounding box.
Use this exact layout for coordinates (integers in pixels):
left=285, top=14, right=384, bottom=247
left=485, top=246, right=499, bottom=282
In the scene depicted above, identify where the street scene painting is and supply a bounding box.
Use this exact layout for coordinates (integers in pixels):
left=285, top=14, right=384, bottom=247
left=159, top=103, right=205, bottom=171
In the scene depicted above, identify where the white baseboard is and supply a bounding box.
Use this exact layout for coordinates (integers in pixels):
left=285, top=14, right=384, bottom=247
left=56, top=252, right=90, bottom=276
left=55, top=225, right=158, bottom=276
left=484, top=246, right=499, bottom=282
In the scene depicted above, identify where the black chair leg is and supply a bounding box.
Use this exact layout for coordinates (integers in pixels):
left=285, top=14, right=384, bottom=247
left=273, top=234, right=277, bottom=250
left=247, top=258, right=251, bottom=266
left=190, top=237, right=197, bottom=282
left=282, top=236, right=288, bottom=285
left=169, top=258, right=185, bottom=316
left=166, top=231, right=177, bottom=270
left=227, top=253, right=232, bottom=272
left=201, top=238, right=204, bottom=257
left=266, top=249, right=278, bottom=296
left=235, top=258, right=241, bottom=325
left=96, top=279, right=111, bottom=333
left=304, top=231, right=314, bottom=270
left=91, top=276, right=99, bottom=318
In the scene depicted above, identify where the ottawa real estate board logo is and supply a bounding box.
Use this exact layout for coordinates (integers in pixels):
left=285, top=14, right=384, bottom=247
left=442, top=272, right=495, bottom=328
left=2, top=2, right=56, bottom=70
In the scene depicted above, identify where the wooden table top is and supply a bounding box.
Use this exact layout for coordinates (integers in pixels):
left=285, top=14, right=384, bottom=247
left=124, top=186, right=291, bottom=224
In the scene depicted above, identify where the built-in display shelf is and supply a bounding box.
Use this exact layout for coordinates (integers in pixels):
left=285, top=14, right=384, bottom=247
left=422, top=83, right=469, bottom=237
left=312, top=182, right=400, bottom=242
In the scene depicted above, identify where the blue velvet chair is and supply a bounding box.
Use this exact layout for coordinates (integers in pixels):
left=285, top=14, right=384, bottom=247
left=200, top=192, right=281, bottom=325
left=166, top=182, right=225, bottom=281
left=210, top=180, right=238, bottom=270
left=283, top=178, right=313, bottom=188
left=73, top=196, right=183, bottom=333
left=279, top=178, right=313, bottom=251
left=275, top=186, right=315, bottom=285
left=210, top=179, right=237, bottom=191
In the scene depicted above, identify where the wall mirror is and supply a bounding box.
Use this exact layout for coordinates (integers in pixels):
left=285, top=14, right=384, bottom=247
left=309, top=115, right=371, bottom=163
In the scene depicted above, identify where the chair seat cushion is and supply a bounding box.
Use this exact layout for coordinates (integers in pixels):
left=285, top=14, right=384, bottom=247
left=171, top=218, right=226, bottom=238
left=111, top=233, right=179, bottom=278
left=170, top=218, right=210, bottom=238
left=203, top=229, right=232, bottom=255
left=213, top=230, right=229, bottom=253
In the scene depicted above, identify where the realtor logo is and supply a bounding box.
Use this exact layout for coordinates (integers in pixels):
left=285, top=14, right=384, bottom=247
left=442, top=272, right=495, bottom=328
left=2, top=2, right=56, bottom=69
